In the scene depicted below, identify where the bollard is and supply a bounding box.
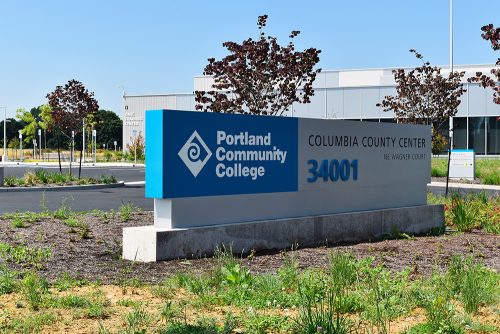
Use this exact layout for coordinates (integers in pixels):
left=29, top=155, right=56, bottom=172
left=0, top=167, right=3, bottom=187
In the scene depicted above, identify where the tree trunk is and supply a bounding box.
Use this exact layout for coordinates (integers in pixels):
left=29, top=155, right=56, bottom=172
left=69, top=139, right=72, bottom=176
left=57, top=132, right=62, bottom=174
left=78, top=146, right=83, bottom=179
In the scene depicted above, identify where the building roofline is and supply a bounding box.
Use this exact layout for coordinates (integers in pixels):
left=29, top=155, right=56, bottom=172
left=193, top=63, right=496, bottom=78
left=123, top=93, right=194, bottom=98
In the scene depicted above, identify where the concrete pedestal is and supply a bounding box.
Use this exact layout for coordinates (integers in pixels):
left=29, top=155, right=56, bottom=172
left=123, top=204, right=444, bottom=262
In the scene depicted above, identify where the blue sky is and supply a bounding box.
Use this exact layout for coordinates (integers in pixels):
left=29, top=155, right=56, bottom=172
left=0, top=0, right=499, bottom=118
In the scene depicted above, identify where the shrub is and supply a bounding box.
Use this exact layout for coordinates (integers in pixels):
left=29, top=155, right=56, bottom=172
left=449, top=193, right=478, bottom=232
left=3, top=175, right=19, bottom=187
left=99, top=174, right=117, bottom=184
left=103, top=150, right=113, bottom=162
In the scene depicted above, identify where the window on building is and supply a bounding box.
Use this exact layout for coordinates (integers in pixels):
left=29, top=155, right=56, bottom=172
left=453, top=117, right=467, bottom=149
left=487, top=116, right=500, bottom=155
left=468, top=117, right=485, bottom=154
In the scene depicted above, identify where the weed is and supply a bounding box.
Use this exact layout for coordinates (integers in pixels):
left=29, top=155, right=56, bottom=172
left=446, top=256, right=498, bottom=314
left=55, top=294, right=91, bottom=308
left=98, top=323, right=112, bottom=334
left=20, top=272, right=49, bottom=311
left=295, top=253, right=360, bottom=334
left=449, top=193, right=478, bottom=231
left=53, top=272, right=88, bottom=292
left=278, top=250, right=300, bottom=290
left=117, top=298, right=139, bottom=307
left=123, top=305, right=150, bottom=333
left=151, top=278, right=176, bottom=299
left=10, top=217, right=27, bottom=228
left=221, top=263, right=252, bottom=286
left=3, top=175, right=18, bottom=187
left=160, top=300, right=179, bottom=322
left=5, top=311, right=57, bottom=333
left=0, top=265, right=17, bottom=295
left=78, top=222, right=92, bottom=239
left=84, top=290, right=111, bottom=319
left=99, top=174, right=117, bottom=184
left=119, top=202, right=136, bottom=221
left=53, top=198, right=73, bottom=219
left=159, top=316, right=235, bottom=334
left=0, top=242, right=52, bottom=269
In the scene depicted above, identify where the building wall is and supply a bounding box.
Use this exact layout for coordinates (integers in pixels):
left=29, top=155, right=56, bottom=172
left=123, top=65, right=500, bottom=154
left=122, top=94, right=195, bottom=150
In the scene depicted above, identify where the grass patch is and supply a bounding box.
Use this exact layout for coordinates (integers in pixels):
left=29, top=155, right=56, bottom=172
left=0, top=252, right=498, bottom=333
left=432, top=158, right=500, bottom=185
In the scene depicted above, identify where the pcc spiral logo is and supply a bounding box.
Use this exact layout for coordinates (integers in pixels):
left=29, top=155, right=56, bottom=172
left=178, top=131, right=212, bottom=177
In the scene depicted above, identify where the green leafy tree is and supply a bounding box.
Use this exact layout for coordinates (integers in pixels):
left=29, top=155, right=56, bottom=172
left=0, top=118, right=24, bottom=149
left=16, top=108, right=40, bottom=145
left=94, top=109, right=123, bottom=149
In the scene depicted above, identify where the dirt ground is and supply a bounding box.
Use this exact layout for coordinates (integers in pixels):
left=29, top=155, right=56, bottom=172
left=0, top=211, right=498, bottom=283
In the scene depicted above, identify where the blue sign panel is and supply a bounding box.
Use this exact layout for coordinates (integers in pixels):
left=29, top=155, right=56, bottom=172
left=146, top=110, right=298, bottom=198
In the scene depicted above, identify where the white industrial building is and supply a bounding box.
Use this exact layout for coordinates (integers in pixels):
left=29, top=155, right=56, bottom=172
left=123, top=64, right=499, bottom=155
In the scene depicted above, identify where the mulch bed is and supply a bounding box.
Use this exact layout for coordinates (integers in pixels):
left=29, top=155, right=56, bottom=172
left=0, top=212, right=498, bottom=283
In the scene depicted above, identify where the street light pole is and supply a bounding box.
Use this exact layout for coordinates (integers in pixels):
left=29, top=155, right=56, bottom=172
left=445, top=0, right=454, bottom=198
left=82, top=119, right=85, bottom=163
left=38, top=129, right=42, bottom=160
left=19, top=130, right=22, bottom=162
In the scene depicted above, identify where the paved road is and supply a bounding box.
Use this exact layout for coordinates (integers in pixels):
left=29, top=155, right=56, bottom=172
left=0, top=164, right=497, bottom=214
left=0, top=184, right=152, bottom=213
left=2, top=165, right=144, bottom=182
left=0, top=165, right=149, bottom=213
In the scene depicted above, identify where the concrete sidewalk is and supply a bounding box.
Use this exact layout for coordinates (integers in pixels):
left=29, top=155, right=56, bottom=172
left=428, top=181, right=500, bottom=196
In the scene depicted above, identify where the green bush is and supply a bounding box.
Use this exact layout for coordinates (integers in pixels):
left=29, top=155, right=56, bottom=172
left=449, top=193, right=478, bottom=232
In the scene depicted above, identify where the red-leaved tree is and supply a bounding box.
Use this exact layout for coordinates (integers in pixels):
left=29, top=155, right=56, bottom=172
left=195, top=15, right=321, bottom=116
left=377, top=50, right=466, bottom=154
left=47, top=80, right=99, bottom=177
left=468, top=24, right=500, bottom=104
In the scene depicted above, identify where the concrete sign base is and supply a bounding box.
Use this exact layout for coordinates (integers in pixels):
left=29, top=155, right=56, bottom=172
left=123, top=204, right=444, bottom=262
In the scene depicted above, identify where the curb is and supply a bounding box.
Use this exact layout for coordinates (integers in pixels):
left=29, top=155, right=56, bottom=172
left=0, top=181, right=125, bottom=192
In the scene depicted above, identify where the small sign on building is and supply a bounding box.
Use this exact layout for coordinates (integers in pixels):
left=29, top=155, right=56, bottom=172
left=449, top=149, right=475, bottom=180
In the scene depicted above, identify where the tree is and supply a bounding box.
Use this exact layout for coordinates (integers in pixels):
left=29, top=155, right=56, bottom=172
left=0, top=118, right=24, bottom=151
left=94, top=110, right=122, bottom=149
left=16, top=107, right=40, bottom=145
left=195, top=15, right=321, bottom=116
left=46, top=80, right=99, bottom=177
left=377, top=50, right=466, bottom=152
left=126, top=134, right=144, bottom=162
left=468, top=24, right=500, bottom=104
left=378, top=49, right=467, bottom=197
